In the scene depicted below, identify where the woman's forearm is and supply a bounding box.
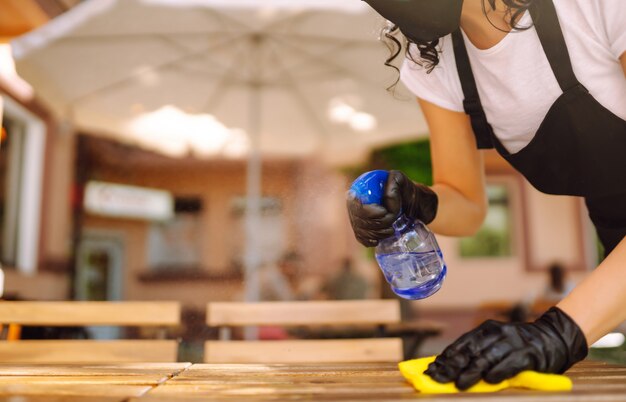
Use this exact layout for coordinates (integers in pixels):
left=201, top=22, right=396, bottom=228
left=428, top=182, right=488, bottom=237
left=557, top=237, right=626, bottom=345
left=417, top=98, right=488, bottom=238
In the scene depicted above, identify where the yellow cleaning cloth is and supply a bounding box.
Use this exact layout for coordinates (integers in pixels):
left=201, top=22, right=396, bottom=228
left=398, top=356, right=572, bottom=394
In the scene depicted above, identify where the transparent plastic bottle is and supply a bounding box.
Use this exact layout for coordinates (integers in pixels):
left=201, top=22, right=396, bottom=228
left=350, top=170, right=447, bottom=300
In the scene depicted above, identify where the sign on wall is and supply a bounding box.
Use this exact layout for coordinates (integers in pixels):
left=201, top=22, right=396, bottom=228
left=84, top=181, right=174, bottom=221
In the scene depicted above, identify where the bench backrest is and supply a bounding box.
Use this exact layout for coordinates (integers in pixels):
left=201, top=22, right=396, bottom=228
left=205, top=300, right=403, bottom=364
left=207, top=300, right=401, bottom=327
left=0, top=301, right=181, bottom=363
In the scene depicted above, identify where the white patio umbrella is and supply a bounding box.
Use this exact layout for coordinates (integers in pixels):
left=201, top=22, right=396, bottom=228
left=12, top=0, right=428, bottom=317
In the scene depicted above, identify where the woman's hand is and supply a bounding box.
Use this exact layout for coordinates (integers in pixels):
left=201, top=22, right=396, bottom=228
left=346, top=170, right=438, bottom=247
left=425, top=307, right=588, bottom=390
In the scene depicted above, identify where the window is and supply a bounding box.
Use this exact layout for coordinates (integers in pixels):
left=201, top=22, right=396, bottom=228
left=229, top=196, right=286, bottom=271
left=460, top=184, right=514, bottom=258
left=580, top=201, right=605, bottom=268
left=146, top=197, right=203, bottom=271
left=0, top=110, right=23, bottom=266
left=0, top=96, right=45, bottom=273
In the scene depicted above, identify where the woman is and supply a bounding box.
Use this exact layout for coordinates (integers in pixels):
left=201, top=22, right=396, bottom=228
left=347, top=0, right=626, bottom=390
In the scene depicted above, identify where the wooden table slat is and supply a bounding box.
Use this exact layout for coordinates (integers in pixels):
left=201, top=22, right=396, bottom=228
left=0, top=360, right=622, bottom=401
left=0, top=398, right=123, bottom=402
left=0, top=374, right=169, bottom=385
left=147, top=383, right=415, bottom=397
left=0, top=383, right=152, bottom=397
left=0, top=362, right=190, bottom=376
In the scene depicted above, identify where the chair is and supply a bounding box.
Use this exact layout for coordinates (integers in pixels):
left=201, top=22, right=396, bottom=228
left=0, top=301, right=180, bottom=363
left=474, top=300, right=516, bottom=325
left=205, top=300, right=404, bottom=363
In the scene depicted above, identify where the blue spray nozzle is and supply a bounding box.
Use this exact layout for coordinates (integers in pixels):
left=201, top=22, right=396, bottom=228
left=350, top=170, right=389, bottom=205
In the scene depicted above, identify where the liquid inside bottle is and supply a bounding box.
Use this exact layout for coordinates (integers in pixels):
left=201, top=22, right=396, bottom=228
left=374, top=216, right=446, bottom=300
left=376, top=250, right=446, bottom=299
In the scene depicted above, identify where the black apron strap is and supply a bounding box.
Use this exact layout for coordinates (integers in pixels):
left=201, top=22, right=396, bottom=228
left=452, top=0, right=582, bottom=149
left=451, top=29, right=494, bottom=149
left=528, top=0, right=581, bottom=92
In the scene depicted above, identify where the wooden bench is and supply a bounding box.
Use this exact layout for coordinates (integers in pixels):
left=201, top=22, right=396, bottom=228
left=0, top=301, right=181, bottom=363
left=474, top=300, right=517, bottom=325
left=474, top=299, right=559, bottom=326
left=205, top=300, right=404, bottom=364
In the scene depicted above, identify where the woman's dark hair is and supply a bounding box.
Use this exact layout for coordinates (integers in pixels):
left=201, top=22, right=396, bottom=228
left=382, top=0, right=534, bottom=88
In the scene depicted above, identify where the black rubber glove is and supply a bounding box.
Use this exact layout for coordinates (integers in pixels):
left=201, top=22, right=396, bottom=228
left=347, top=170, right=438, bottom=247
left=425, top=307, right=588, bottom=390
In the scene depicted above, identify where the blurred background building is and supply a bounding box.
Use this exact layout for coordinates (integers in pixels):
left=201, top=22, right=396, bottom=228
left=0, top=0, right=606, bottom=355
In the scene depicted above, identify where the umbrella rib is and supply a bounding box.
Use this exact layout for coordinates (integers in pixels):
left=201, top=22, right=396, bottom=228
left=67, top=32, right=248, bottom=107
left=155, top=34, right=196, bottom=56
left=156, top=34, right=240, bottom=74
left=265, top=42, right=331, bottom=142
left=168, top=65, right=229, bottom=80
left=198, top=7, right=254, bottom=33
left=260, top=11, right=315, bottom=34
left=201, top=44, right=253, bottom=113
left=269, top=35, right=388, bottom=91
left=261, top=11, right=382, bottom=48
left=261, top=10, right=371, bottom=38
left=55, top=32, right=229, bottom=42
left=270, top=32, right=382, bottom=47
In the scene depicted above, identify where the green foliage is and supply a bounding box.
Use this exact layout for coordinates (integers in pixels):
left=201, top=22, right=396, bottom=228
left=345, top=139, right=433, bottom=186
left=596, top=237, right=606, bottom=264
left=459, top=227, right=511, bottom=258
left=589, top=344, right=626, bottom=366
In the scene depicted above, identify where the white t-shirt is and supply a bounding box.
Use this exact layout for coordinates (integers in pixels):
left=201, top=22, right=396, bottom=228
left=400, top=0, right=626, bottom=153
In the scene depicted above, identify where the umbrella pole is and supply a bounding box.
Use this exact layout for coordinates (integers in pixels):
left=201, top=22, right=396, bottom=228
left=243, top=79, right=262, bottom=340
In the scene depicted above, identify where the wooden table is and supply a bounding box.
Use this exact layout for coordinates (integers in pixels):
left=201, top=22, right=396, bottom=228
left=0, top=362, right=189, bottom=401
left=0, top=361, right=624, bottom=401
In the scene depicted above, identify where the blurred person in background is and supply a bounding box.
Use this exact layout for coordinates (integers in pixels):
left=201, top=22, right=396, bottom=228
left=322, top=258, right=369, bottom=300
left=254, top=252, right=300, bottom=340
left=258, top=251, right=301, bottom=302
left=542, top=262, right=575, bottom=303
left=349, top=0, right=626, bottom=390
left=507, top=262, right=575, bottom=323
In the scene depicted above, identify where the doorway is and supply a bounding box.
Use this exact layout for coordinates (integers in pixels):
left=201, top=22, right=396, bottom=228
left=76, top=231, right=124, bottom=339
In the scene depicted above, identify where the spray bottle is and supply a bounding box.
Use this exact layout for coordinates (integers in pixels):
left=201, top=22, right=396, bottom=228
left=350, top=170, right=446, bottom=299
